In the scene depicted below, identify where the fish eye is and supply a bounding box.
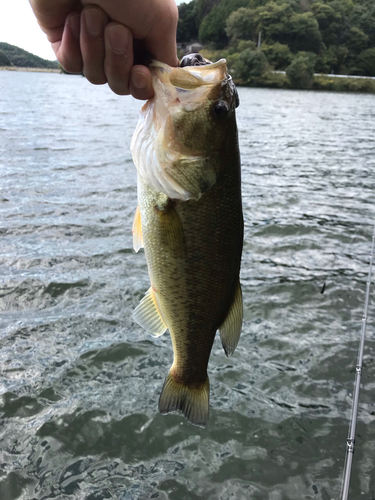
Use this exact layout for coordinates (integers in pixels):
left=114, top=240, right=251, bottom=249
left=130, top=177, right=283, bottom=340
left=212, top=101, right=229, bottom=119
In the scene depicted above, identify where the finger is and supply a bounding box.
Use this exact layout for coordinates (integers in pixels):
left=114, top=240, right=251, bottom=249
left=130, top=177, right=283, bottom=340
left=129, top=65, right=154, bottom=101
left=29, top=0, right=81, bottom=40
left=80, top=6, right=108, bottom=84
left=55, top=12, right=83, bottom=74
left=145, top=2, right=179, bottom=67
left=104, top=23, right=133, bottom=95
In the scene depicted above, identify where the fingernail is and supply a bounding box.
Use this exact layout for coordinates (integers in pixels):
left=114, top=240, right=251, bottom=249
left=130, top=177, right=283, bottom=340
left=84, top=8, right=103, bottom=36
left=109, top=25, right=129, bottom=54
left=69, top=13, right=80, bottom=39
left=132, top=71, right=148, bottom=90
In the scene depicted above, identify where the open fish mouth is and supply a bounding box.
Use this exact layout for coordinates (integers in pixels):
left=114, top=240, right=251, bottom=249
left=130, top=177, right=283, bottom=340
left=179, top=53, right=240, bottom=108
left=149, top=53, right=239, bottom=112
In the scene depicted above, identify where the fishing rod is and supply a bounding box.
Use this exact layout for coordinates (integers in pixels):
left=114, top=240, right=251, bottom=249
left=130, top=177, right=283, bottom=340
left=340, top=220, right=375, bottom=500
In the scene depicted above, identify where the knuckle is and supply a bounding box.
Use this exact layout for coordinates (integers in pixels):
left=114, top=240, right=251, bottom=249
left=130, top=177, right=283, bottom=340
left=60, top=58, right=82, bottom=74
left=108, top=80, right=130, bottom=95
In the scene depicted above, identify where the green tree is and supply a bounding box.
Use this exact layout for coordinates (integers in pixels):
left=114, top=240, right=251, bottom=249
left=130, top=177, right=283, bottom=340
left=315, top=45, right=350, bottom=74
left=226, top=2, right=295, bottom=46
left=177, top=2, right=199, bottom=42
left=350, top=2, right=375, bottom=47
left=195, top=0, right=221, bottom=24
left=356, top=48, right=375, bottom=76
left=261, top=42, right=292, bottom=70
left=235, top=49, right=269, bottom=82
left=315, top=46, right=338, bottom=74
left=311, top=2, right=347, bottom=47
left=252, top=2, right=294, bottom=45
left=311, top=3, right=337, bottom=31
left=286, top=12, right=323, bottom=53
left=237, top=40, right=256, bottom=52
left=227, top=4, right=322, bottom=54
left=348, top=26, right=369, bottom=53
left=286, top=53, right=315, bottom=89
left=226, top=7, right=256, bottom=42
left=331, top=45, right=350, bottom=74
left=199, top=0, right=249, bottom=46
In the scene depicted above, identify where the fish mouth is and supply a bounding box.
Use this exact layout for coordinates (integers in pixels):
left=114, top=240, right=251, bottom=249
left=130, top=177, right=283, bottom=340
left=150, top=54, right=239, bottom=110
left=180, top=53, right=239, bottom=109
left=151, top=57, right=227, bottom=89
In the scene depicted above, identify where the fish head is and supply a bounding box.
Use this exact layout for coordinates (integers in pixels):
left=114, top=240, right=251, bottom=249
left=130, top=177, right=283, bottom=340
left=131, top=55, right=239, bottom=200
left=150, top=56, right=239, bottom=156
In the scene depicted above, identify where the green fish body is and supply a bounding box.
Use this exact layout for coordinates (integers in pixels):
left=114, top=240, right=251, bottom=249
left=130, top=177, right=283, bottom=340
left=131, top=56, right=243, bottom=427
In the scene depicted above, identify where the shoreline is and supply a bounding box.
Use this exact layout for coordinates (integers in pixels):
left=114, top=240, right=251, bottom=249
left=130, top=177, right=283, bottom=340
left=0, top=66, right=60, bottom=73
left=1, top=65, right=374, bottom=93
left=234, top=72, right=375, bottom=94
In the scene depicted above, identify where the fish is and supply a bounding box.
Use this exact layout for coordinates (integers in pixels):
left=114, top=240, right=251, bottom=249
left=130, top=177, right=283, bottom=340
left=130, top=53, right=243, bottom=427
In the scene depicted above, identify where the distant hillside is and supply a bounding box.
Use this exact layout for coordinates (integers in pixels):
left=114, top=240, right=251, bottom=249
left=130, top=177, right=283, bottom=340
left=178, top=0, right=375, bottom=77
left=0, top=42, right=58, bottom=69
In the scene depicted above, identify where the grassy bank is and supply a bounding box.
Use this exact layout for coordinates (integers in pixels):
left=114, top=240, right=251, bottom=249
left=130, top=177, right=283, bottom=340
left=0, top=66, right=60, bottom=73
left=313, top=74, right=375, bottom=93
left=233, top=72, right=375, bottom=93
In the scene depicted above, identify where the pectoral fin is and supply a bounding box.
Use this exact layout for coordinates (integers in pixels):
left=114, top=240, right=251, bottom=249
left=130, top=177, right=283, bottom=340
left=155, top=196, right=186, bottom=257
left=132, top=205, right=143, bottom=253
left=165, top=156, right=217, bottom=201
left=133, top=287, right=167, bottom=337
left=219, top=281, right=243, bottom=357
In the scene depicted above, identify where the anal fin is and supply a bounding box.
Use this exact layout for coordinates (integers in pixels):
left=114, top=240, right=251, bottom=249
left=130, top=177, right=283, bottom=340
left=219, top=280, right=243, bottom=357
left=133, top=287, right=167, bottom=337
left=132, top=205, right=143, bottom=253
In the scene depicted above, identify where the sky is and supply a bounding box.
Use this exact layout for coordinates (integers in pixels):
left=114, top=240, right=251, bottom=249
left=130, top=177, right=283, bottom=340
left=0, top=0, right=191, bottom=61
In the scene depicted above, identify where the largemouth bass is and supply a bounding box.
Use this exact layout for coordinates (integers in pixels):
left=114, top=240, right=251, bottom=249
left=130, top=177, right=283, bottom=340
left=130, top=53, right=243, bottom=427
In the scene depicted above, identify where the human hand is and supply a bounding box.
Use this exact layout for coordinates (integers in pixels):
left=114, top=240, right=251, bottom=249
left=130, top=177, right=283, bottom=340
left=29, top=0, right=179, bottom=99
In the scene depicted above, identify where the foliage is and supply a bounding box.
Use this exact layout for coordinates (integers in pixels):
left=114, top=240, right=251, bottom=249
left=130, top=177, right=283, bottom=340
left=226, top=5, right=322, bottom=53
left=286, top=12, right=322, bottom=53
left=235, top=71, right=375, bottom=93
left=200, top=48, right=230, bottom=62
left=347, top=26, right=369, bottom=53
left=0, top=50, right=11, bottom=66
left=0, top=42, right=58, bottom=69
left=177, top=2, right=199, bottom=42
left=226, top=7, right=256, bottom=42
left=199, top=0, right=249, bottom=46
left=234, top=49, right=270, bottom=82
left=313, top=74, right=375, bottom=93
left=260, top=42, right=292, bottom=70
left=286, top=53, right=315, bottom=89
left=356, top=48, right=375, bottom=77
left=178, top=0, right=375, bottom=77
left=237, top=40, right=257, bottom=53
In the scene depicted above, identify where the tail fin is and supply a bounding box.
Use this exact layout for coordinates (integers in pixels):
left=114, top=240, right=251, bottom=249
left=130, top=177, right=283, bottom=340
left=158, top=371, right=209, bottom=428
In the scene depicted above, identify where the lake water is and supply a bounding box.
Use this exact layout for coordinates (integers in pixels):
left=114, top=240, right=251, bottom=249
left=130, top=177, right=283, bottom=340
left=1, top=70, right=375, bottom=500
